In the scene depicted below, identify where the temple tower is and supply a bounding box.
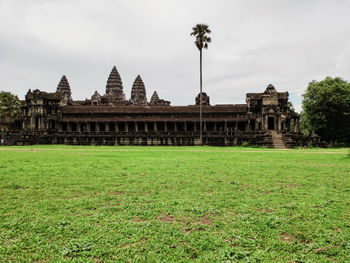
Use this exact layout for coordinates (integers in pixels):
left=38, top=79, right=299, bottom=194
left=105, top=66, right=126, bottom=102
left=150, top=91, right=159, bottom=105
left=56, top=75, right=72, bottom=105
left=149, top=90, right=171, bottom=106
left=130, top=75, right=147, bottom=105
left=91, top=91, right=101, bottom=106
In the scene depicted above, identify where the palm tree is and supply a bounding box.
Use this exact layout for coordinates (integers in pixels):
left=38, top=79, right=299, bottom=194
left=191, top=24, right=211, bottom=145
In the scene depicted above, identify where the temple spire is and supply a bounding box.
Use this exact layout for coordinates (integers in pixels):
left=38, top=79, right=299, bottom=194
left=149, top=90, right=171, bottom=106
left=150, top=91, right=159, bottom=104
left=56, top=75, right=71, bottom=94
left=105, top=66, right=126, bottom=101
left=130, top=75, right=147, bottom=105
left=56, top=75, right=72, bottom=104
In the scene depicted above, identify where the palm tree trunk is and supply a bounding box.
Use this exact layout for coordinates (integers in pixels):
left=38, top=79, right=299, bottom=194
left=200, top=48, right=203, bottom=145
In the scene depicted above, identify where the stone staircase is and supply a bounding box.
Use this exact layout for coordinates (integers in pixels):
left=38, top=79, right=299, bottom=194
left=269, top=130, right=287, bottom=149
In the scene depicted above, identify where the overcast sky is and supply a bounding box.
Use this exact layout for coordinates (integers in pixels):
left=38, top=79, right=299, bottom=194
left=1, top=0, right=350, bottom=112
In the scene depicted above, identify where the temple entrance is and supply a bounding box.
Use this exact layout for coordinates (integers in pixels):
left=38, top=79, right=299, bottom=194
left=268, top=117, right=275, bottom=130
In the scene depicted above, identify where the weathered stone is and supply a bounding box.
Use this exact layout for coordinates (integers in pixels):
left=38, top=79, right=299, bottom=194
left=130, top=75, right=147, bottom=105
left=149, top=91, right=171, bottom=106
left=91, top=91, right=101, bottom=106
left=56, top=75, right=72, bottom=105
left=195, top=92, right=210, bottom=106
left=105, top=66, right=126, bottom=103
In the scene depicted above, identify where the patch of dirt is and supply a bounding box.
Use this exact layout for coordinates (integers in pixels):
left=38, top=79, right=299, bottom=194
left=262, top=190, right=274, bottom=194
left=182, top=227, right=193, bottom=235
left=274, top=182, right=298, bottom=189
left=133, top=216, right=148, bottom=223
left=285, top=184, right=297, bottom=189
left=122, top=242, right=135, bottom=248
left=196, top=214, right=213, bottom=226
left=139, top=238, right=148, bottom=243
left=157, top=214, right=175, bottom=223
left=279, top=232, right=296, bottom=243
left=255, top=208, right=273, bottom=213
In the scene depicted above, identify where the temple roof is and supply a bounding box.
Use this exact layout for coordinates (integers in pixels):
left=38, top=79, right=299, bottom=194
left=56, top=75, right=71, bottom=94
left=150, top=91, right=159, bottom=103
left=246, top=84, right=288, bottom=99
left=92, top=90, right=101, bottom=98
left=106, top=66, right=123, bottom=94
left=130, top=75, right=147, bottom=105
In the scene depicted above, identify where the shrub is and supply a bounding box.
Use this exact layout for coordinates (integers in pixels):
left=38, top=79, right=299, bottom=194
left=307, top=141, right=313, bottom=149
left=242, top=141, right=248, bottom=147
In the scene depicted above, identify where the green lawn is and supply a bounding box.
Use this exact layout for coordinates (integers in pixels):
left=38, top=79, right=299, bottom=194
left=0, top=146, right=349, bottom=262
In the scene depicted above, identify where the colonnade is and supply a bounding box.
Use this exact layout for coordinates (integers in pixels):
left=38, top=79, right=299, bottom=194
left=57, top=120, right=250, bottom=133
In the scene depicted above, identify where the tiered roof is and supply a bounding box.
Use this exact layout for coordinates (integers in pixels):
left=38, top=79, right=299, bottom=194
left=150, top=91, right=159, bottom=104
left=56, top=75, right=71, bottom=95
left=105, top=66, right=126, bottom=101
left=130, top=75, right=147, bottom=105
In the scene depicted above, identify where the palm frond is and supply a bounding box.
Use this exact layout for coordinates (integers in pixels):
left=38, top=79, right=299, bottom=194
left=190, top=24, right=211, bottom=50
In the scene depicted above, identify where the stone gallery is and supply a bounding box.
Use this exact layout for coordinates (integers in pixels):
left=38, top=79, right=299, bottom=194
left=5, top=66, right=320, bottom=148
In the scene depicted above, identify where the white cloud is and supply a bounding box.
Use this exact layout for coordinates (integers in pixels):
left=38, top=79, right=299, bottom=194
left=1, top=0, right=350, bottom=111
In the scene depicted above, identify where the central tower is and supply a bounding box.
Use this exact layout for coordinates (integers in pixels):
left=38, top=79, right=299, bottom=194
left=105, top=66, right=126, bottom=103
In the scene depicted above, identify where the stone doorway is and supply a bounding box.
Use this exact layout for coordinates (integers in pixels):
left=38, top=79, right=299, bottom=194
left=268, top=117, right=275, bottom=130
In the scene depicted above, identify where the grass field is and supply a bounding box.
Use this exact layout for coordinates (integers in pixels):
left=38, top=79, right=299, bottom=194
left=0, top=146, right=349, bottom=262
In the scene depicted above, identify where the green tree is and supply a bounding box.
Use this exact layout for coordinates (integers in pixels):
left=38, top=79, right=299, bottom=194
left=302, top=77, right=350, bottom=146
left=191, top=24, right=211, bottom=145
left=0, top=91, right=21, bottom=131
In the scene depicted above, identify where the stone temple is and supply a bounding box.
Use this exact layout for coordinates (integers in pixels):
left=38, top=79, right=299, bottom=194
left=3, top=66, right=321, bottom=147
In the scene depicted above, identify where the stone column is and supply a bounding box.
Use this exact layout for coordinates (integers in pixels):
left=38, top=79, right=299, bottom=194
left=204, top=121, right=207, bottom=132
left=184, top=122, right=187, bottom=132
left=115, top=122, right=119, bottom=132
left=106, top=122, right=109, bottom=132
left=214, top=122, right=217, bottom=132
left=77, top=122, right=81, bottom=132
left=297, top=117, right=300, bottom=133
left=125, top=122, right=128, bottom=132
left=135, top=122, right=138, bottom=132
left=235, top=121, right=238, bottom=131
left=96, top=122, right=100, bottom=132
left=275, top=116, right=278, bottom=131
left=154, top=122, right=157, bottom=132
left=144, top=122, right=148, bottom=132
left=174, top=122, right=177, bottom=132
left=294, top=118, right=299, bottom=133
left=224, top=121, right=227, bottom=132
left=164, top=122, right=167, bottom=132
left=278, top=116, right=281, bottom=131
